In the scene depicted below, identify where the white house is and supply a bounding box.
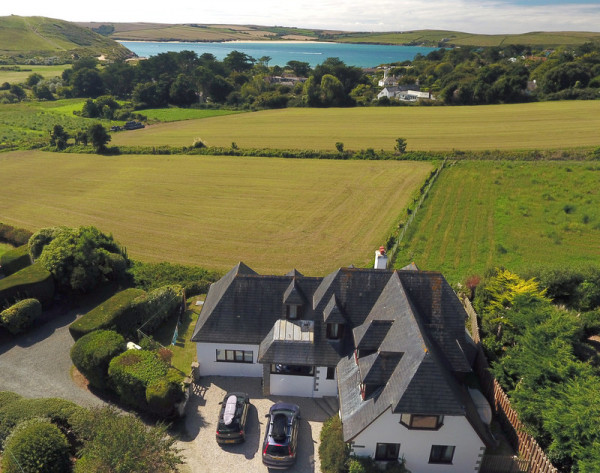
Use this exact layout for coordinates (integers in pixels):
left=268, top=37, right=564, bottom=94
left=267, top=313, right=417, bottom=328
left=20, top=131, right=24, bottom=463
left=191, top=259, right=492, bottom=472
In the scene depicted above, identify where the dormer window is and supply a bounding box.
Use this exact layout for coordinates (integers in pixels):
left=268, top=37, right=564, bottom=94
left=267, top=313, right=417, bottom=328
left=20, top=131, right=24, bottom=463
left=326, top=322, right=344, bottom=340
left=400, top=414, right=444, bottom=430
left=286, top=304, right=302, bottom=320
left=360, top=383, right=382, bottom=400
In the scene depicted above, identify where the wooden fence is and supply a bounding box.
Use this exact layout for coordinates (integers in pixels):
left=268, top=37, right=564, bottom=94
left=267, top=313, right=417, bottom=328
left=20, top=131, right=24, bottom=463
left=463, top=298, right=559, bottom=473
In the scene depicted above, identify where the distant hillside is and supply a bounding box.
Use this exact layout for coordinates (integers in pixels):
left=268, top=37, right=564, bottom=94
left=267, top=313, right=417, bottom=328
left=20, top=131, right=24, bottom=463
left=75, top=21, right=600, bottom=48
left=0, top=16, right=132, bottom=64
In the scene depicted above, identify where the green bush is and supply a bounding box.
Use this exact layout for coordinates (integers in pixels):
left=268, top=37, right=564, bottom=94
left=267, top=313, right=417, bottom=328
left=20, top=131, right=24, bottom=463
left=0, top=397, right=83, bottom=448
left=319, top=415, right=349, bottom=473
left=108, top=349, right=169, bottom=410
left=68, top=288, right=146, bottom=340
left=0, top=262, right=55, bottom=308
left=28, top=226, right=69, bottom=261
left=0, top=244, right=31, bottom=276
left=348, top=456, right=409, bottom=473
left=0, top=298, right=42, bottom=334
left=36, top=226, right=129, bottom=293
left=128, top=260, right=220, bottom=296
left=134, top=285, right=184, bottom=335
left=70, top=330, right=126, bottom=389
left=145, top=368, right=185, bottom=417
left=0, top=222, right=33, bottom=247
left=0, top=391, right=22, bottom=409
left=1, top=419, right=71, bottom=473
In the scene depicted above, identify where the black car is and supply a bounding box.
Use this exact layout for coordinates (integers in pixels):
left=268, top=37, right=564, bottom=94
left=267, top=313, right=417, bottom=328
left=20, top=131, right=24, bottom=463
left=262, top=402, right=301, bottom=469
left=216, top=392, right=250, bottom=444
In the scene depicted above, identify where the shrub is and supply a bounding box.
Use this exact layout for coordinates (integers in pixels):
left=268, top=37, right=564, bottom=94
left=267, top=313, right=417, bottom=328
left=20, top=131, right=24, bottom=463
left=68, top=288, right=146, bottom=340
left=36, top=226, right=129, bottom=293
left=128, top=260, right=220, bottom=295
left=108, top=349, right=169, bottom=410
left=0, top=244, right=31, bottom=276
left=348, top=456, right=409, bottom=473
left=134, top=285, right=184, bottom=335
left=145, top=368, right=185, bottom=417
left=0, top=223, right=33, bottom=247
left=70, top=330, right=126, bottom=389
left=0, top=391, right=22, bottom=409
left=319, top=415, right=349, bottom=473
left=28, top=226, right=69, bottom=261
left=71, top=406, right=183, bottom=473
left=0, top=397, right=83, bottom=448
left=0, top=262, right=55, bottom=308
left=1, top=419, right=71, bottom=473
left=0, top=298, right=42, bottom=334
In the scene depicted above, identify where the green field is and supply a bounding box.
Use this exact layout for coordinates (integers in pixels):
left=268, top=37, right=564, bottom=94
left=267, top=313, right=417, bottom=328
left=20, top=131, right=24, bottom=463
left=396, top=160, right=600, bottom=284
left=0, top=64, right=70, bottom=84
left=141, top=108, right=240, bottom=123
left=0, top=151, right=433, bottom=274
left=110, top=102, right=600, bottom=152
left=0, top=243, right=12, bottom=258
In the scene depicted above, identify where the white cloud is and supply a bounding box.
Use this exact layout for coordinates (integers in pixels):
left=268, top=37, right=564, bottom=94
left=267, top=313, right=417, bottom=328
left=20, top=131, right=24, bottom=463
left=2, top=0, right=599, bottom=34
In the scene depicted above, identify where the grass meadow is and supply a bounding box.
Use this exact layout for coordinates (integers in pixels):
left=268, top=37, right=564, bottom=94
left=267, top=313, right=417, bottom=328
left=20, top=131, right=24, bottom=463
left=0, top=65, right=70, bottom=84
left=395, top=160, right=600, bottom=284
left=141, top=108, right=240, bottom=123
left=110, top=101, right=600, bottom=152
left=0, top=151, right=433, bottom=274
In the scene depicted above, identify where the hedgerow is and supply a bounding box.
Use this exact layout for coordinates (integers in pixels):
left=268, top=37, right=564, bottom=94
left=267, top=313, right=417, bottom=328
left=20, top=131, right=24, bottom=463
left=145, top=368, right=186, bottom=417
left=70, top=330, right=126, bottom=389
left=128, top=260, right=220, bottom=296
left=68, top=288, right=146, bottom=340
left=319, top=415, right=349, bottom=473
left=0, top=244, right=31, bottom=276
left=108, top=349, right=170, bottom=410
left=0, top=262, right=54, bottom=308
left=1, top=419, right=71, bottom=473
left=0, top=396, right=83, bottom=448
left=0, top=223, right=32, bottom=247
left=0, top=298, right=42, bottom=334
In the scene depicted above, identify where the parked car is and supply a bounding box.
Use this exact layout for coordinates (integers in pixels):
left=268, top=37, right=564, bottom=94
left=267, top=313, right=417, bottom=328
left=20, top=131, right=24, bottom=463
left=216, top=392, right=250, bottom=444
left=262, top=402, right=300, bottom=469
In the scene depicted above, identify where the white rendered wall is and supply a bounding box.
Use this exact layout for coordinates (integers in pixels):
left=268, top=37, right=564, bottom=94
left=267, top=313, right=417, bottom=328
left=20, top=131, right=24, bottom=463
left=314, top=367, right=338, bottom=398
left=196, top=342, right=262, bottom=377
left=350, top=410, right=485, bottom=473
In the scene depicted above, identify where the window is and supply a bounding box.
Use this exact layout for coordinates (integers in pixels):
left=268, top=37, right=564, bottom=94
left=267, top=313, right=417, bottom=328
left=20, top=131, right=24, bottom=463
left=375, top=443, right=400, bottom=461
left=271, top=364, right=314, bottom=376
left=286, top=305, right=302, bottom=319
left=326, top=323, right=343, bottom=340
left=326, top=367, right=335, bottom=380
left=400, top=414, right=443, bottom=430
left=429, top=445, right=455, bottom=464
left=215, top=349, right=253, bottom=363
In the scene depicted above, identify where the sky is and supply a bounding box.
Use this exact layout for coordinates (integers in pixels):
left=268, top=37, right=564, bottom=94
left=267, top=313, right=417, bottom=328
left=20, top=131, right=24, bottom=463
left=2, top=0, right=600, bottom=35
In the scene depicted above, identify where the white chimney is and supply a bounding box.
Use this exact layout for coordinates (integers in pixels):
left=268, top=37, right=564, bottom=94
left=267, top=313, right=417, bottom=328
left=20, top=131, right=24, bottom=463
left=374, top=246, right=388, bottom=270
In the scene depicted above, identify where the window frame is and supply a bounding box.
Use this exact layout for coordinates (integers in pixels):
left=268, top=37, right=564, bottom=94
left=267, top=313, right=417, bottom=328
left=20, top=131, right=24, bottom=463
left=375, top=442, right=400, bottom=461
left=270, top=364, right=314, bottom=377
left=429, top=445, right=455, bottom=464
left=326, top=367, right=336, bottom=380
left=215, top=349, right=253, bottom=364
left=326, top=322, right=344, bottom=340
left=400, top=413, right=444, bottom=430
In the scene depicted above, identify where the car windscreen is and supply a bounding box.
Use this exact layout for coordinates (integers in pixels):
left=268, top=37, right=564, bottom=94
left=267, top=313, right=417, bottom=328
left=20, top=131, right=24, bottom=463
left=266, top=444, right=289, bottom=456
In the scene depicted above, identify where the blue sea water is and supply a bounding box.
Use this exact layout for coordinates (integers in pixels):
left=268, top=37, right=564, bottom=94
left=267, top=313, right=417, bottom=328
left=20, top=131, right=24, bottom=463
left=119, top=41, right=436, bottom=68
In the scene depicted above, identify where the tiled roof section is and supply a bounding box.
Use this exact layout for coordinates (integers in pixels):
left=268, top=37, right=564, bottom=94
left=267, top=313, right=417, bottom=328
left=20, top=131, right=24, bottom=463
left=283, top=279, right=305, bottom=305
left=392, top=352, right=465, bottom=415
left=191, top=263, right=322, bottom=344
left=359, top=352, right=403, bottom=385
left=323, top=295, right=346, bottom=324
left=313, top=268, right=394, bottom=332
left=397, top=271, right=472, bottom=373
left=285, top=269, right=304, bottom=277
left=401, top=262, right=420, bottom=271
left=353, top=320, right=393, bottom=351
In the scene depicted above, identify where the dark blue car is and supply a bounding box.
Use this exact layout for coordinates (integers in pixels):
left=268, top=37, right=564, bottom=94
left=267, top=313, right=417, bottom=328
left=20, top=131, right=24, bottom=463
left=262, top=402, right=300, bottom=469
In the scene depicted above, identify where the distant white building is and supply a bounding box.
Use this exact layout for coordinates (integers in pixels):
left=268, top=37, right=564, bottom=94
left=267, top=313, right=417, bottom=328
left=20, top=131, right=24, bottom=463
left=377, top=85, right=434, bottom=102
left=377, top=67, right=398, bottom=87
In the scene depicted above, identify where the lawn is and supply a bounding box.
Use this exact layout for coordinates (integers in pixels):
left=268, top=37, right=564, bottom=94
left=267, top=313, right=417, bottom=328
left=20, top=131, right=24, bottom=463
left=0, top=151, right=433, bottom=275
left=0, top=243, right=12, bottom=258
left=395, top=160, right=600, bottom=284
left=110, top=101, right=600, bottom=152
left=152, top=297, right=204, bottom=374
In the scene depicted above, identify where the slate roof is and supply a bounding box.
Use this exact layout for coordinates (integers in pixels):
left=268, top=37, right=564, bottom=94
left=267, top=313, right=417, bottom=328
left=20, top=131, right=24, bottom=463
left=192, top=262, right=487, bottom=444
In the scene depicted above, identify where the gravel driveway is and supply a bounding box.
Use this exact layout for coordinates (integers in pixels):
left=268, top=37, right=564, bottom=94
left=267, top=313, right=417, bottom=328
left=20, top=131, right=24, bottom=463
left=176, top=376, right=338, bottom=473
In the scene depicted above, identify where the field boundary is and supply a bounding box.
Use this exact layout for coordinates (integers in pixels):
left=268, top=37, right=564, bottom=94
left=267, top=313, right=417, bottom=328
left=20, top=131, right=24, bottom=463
left=464, top=297, right=558, bottom=473
left=388, top=159, right=446, bottom=267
